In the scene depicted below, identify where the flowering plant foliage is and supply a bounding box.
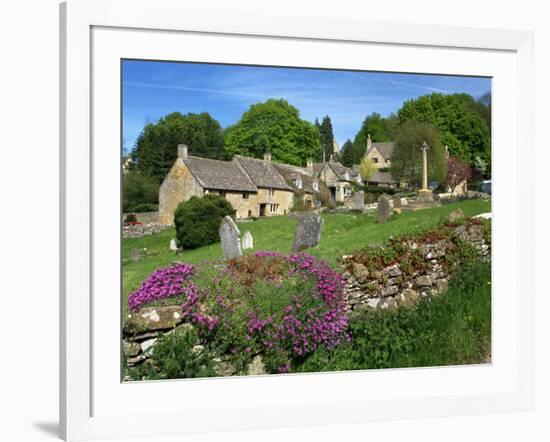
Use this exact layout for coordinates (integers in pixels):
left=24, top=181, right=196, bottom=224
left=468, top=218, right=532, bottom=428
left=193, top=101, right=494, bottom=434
left=127, top=253, right=349, bottom=374
left=127, top=262, right=196, bottom=311
left=199, top=252, right=349, bottom=372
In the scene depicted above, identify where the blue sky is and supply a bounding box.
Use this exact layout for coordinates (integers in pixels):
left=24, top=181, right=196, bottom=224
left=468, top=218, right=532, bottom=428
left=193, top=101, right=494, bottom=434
left=122, top=60, right=491, bottom=153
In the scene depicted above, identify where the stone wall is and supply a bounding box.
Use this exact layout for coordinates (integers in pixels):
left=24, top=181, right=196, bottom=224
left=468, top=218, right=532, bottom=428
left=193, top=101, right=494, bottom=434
left=341, top=217, right=490, bottom=311
left=123, top=211, right=159, bottom=224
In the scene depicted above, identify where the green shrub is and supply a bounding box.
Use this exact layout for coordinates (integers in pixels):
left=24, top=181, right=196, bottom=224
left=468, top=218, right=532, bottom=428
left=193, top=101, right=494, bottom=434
left=362, top=185, right=397, bottom=195
left=290, top=195, right=307, bottom=212
left=174, top=194, right=235, bottom=249
left=132, top=203, right=159, bottom=213
left=124, top=213, right=137, bottom=223
left=126, top=326, right=216, bottom=380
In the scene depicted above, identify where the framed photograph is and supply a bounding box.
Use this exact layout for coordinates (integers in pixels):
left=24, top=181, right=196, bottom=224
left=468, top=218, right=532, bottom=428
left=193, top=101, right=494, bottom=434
left=60, top=0, right=534, bottom=440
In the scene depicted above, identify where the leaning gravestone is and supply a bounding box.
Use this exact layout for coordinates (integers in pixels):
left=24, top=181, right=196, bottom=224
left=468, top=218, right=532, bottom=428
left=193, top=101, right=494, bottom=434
left=352, top=191, right=365, bottom=211
left=392, top=195, right=402, bottom=209
left=242, top=231, right=253, bottom=250
left=169, top=238, right=178, bottom=251
left=219, top=216, right=242, bottom=259
left=378, top=194, right=391, bottom=224
left=291, top=213, right=324, bottom=253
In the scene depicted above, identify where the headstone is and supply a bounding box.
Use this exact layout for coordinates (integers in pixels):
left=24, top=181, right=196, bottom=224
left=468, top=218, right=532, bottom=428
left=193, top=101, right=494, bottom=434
left=377, top=194, right=391, bottom=224
left=392, top=195, right=402, bottom=209
left=219, top=216, right=242, bottom=259
left=130, top=248, right=141, bottom=262
left=352, top=191, right=365, bottom=211
left=242, top=231, right=253, bottom=250
left=169, top=238, right=178, bottom=251
left=291, top=213, right=324, bottom=253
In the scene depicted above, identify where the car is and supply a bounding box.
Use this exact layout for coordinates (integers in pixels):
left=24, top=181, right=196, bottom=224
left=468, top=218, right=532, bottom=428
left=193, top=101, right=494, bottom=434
left=479, top=180, right=492, bottom=195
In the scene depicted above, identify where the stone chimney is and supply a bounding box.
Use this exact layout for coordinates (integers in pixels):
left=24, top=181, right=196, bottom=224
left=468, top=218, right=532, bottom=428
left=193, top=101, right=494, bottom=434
left=366, top=133, right=372, bottom=151
left=306, top=159, right=313, bottom=174
left=263, top=151, right=272, bottom=162
left=177, top=144, right=188, bottom=160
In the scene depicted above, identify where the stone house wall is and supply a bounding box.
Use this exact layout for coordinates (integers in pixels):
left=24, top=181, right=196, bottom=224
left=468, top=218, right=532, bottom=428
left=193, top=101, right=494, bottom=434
left=365, top=147, right=391, bottom=169
left=158, top=159, right=204, bottom=225
left=214, top=188, right=294, bottom=219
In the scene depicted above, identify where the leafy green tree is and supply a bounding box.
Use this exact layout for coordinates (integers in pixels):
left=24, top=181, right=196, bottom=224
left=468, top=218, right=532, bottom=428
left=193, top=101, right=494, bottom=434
left=122, top=170, right=159, bottom=213
left=224, top=99, right=321, bottom=166
left=174, top=194, right=235, bottom=249
left=398, top=93, right=490, bottom=175
left=390, top=121, right=447, bottom=189
left=340, top=139, right=355, bottom=167
left=315, top=115, right=335, bottom=162
left=133, top=112, right=225, bottom=182
left=352, top=113, right=398, bottom=163
left=359, top=158, right=377, bottom=181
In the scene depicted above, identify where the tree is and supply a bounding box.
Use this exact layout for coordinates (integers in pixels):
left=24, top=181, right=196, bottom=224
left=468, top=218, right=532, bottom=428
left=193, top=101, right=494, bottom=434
left=224, top=99, right=321, bottom=166
left=446, top=156, right=472, bottom=192
left=353, top=113, right=398, bottom=163
left=390, top=121, right=447, bottom=189
left=397, top=93, right=490, bottom=175
left=174, top=194, right=235, bottom=249
left=359, top=158, right=377, bottom=181
left=133, top=112, right=225, bottom=182
left=122, top=170, right=159, bottom=213
left=315, top=115, right=335, bottom=162
left=340, top=139, right=355, bottom=167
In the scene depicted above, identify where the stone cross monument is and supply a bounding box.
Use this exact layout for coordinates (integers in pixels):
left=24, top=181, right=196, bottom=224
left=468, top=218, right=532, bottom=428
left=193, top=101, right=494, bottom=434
left=417, top=141, right=434, bottom=203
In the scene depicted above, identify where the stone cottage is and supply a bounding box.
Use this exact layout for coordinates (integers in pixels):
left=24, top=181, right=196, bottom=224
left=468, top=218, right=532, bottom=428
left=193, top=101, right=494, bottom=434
left=313, top=160, right=361, bottom=203
left=274, top=160, right=326, bottom=209
left=159, top=145, right=295, bottom=224
left=363, top=134, right=395, bottom=170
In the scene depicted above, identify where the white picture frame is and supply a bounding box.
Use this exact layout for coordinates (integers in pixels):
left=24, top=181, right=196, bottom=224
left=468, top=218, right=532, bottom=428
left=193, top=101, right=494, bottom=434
left=60, top=0, right=534, bottom=440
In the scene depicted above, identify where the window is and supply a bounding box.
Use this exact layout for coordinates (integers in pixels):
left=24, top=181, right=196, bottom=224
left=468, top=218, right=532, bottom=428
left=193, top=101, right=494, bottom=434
left=373, top=158, right=378, bottom=163
left=312, top=180, right=319, bottom=191
left=269, top=203, right=279, bottom=213
left=344, top=172, right=350, bottom=181
left=242, top=192, right=249, bottom=199
left=345, top=187, right=352, bottom=196
left=293, top=176, right=302, bottom=189
left=268, top=188, right=274, bottom=197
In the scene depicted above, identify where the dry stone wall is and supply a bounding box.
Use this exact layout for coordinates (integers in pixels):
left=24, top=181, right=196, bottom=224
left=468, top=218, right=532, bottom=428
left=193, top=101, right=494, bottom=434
left=342, top=216, right=490, bottom=312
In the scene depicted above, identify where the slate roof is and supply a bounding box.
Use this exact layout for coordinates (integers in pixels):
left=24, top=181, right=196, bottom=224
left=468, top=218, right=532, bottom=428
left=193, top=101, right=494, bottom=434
left=367, top=170, right=398, bottom=185
left=367, top=142, right=395, bottom=160
left=233, top=155, right=292, bottom=190
left=183, top=156, right=257, bottom=192
left=273, top=162, right=320, bottom=194
left=312, top=161, right=355, bottom=182
left=328, top=161, right=353, bottom=181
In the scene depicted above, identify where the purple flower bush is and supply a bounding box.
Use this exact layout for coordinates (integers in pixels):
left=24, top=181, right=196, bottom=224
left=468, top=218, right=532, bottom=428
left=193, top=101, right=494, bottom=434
left=127, top=263, right=196, bottom=311
left=127, top=253, right=349, bottom=374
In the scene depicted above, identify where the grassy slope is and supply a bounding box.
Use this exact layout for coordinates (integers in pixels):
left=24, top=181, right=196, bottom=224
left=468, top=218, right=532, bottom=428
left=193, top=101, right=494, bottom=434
left=122, top=199, right=490, bottom=309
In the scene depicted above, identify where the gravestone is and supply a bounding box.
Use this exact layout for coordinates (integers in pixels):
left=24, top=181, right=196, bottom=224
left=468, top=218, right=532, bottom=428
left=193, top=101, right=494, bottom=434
left=352, top=191, right=365, bottom=211
left=169, top=239, right=178, bottom=251
left=392, top=195, right=402, bottom=209
left=219, top=216, right=242, bottom=259
left=291, top=213, right=324, bottom=253
left=377, top=194, right=391, bottom=224
left=242, top=231, right=253, bottom=250
left=130, top=248, right=141, bottom=262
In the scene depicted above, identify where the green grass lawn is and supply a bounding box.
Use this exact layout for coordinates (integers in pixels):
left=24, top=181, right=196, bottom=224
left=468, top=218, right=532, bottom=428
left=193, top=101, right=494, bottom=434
left=122, top=198, right=490, bottom=310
